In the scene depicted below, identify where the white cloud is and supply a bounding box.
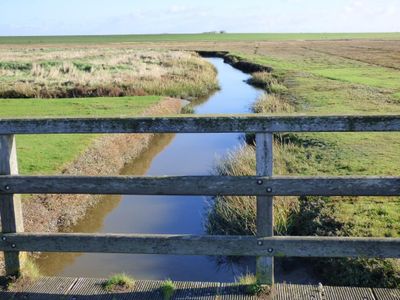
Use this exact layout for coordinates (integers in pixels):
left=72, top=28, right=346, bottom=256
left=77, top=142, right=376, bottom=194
left=168, top=5, right=188, bottom=13
left=2, top=0, right=399, bottom=35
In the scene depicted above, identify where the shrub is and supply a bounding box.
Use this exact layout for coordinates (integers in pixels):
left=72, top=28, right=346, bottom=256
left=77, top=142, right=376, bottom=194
left=103, top=273, right=135, bottom=292
left=236, top=273, right=271, bottom=296
left=161, top=279, right=175, bottom=300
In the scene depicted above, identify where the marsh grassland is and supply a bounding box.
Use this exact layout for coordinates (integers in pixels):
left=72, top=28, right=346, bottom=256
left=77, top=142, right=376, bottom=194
left=0, top=47, right=218, bottom=274
left=0, top=48, right=218, bottom=174
left=197, top=38, right=400, bottom=287
left=1, top=34, right=400, bottom=286
left=0, top=48, right=217, bottom=98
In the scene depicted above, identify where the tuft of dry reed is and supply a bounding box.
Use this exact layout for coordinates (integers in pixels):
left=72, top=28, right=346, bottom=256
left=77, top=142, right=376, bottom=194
left=252, top=93, right=294, bottom=114
left=0, top=48, right=218, bottom=98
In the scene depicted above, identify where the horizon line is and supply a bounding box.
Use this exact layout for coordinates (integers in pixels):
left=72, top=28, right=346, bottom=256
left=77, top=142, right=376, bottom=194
left=1, top=32, right=400, bottom=38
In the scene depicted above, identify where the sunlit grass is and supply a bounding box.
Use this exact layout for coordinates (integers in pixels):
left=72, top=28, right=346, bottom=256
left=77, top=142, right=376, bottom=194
left=161, top=279, right=175, bottom=300
left=0, top=96, right=160, bottom=174
left=1, top=33, right=400, bottom=44
left=0, top=49, right=218, bottom=98
left=103, top=273, right=135, bottom=292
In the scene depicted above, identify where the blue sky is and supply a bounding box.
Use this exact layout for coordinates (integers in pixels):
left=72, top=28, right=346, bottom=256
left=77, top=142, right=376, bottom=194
left=1, top=0, right=399, bottom=36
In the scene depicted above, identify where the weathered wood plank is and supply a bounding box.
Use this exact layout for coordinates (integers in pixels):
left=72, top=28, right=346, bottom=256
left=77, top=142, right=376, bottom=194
left=256, top=133, right=274, bottom=284
left=274, top=284, right=323, bottom=300
left=0, top=135, right=24, bottom=276
left=6, top=276, right=78, bottom=297
left=1, top=234, right=400, bottom=258
left=67, top=278, right=128, bottom=299
left=322, top=286, right=375, bottom=300
left=1, top=175, right=400, bottom=196
left=1, top=115, right=400, bottom=134
left=373, top=287, right=400, bottom=300
left=219, top=283, right=258, bottom=299
left=173, top=281, right=219, bottom=299
left=4, top=277, right=400, bottom=300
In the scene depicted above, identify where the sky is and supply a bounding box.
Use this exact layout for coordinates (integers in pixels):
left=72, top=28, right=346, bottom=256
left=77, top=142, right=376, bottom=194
left=1, top=0, right=399, bottom=36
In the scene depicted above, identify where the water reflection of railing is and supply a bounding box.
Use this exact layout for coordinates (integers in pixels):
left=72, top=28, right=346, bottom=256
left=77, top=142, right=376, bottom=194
left=1, top=115, right=400, bottom=285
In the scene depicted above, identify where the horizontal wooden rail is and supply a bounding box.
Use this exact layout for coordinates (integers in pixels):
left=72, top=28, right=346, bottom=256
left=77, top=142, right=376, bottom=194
left=1, top=233, right=400, bottom=258
left=1, top=115, right=400, bottom=134
left=2, top=115, right=400, bottom=280
left=1, top=175, right=400, bottom=196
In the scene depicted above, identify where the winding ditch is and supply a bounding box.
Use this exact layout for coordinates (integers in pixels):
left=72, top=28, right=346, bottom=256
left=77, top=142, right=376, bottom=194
left=36, top=57, right=317, bottom=283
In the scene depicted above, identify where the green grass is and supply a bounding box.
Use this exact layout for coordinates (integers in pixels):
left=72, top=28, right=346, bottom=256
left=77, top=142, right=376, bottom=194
left=0, top=96, right=160, bottom=174
left=236, top=274, right=271, bottom=296
left=5, top=259, right=41, bottom=291
left=17, top=134, right=95, bottom=174
left=20, top=259, right=41, bottom=281
left=289, top=75, right=400, bottom=115
left=0, top=96, right=160, bottom=119
left=240, top=53, right=400, bottom=93
left=311, top=67, right=400, bottom=90
left=161, top=279, right=175, bottom=300
left=279, top=131, right=400, bottom=238
left=0, top=32, right=399, bottom=44
left=103, top=273, right=135, bottom=292
left=207, top=46, right=400, bottom=286
left=236, top=274, right=261, bottom=295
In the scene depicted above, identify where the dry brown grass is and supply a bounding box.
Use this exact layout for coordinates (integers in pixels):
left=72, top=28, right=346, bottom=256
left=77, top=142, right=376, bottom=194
left=206, top=142, right=299, bottom=236
left=22, top=98, right=182, bottom=234
left=252, top=93, right=294, bottom=114
left=0, top=97, right=182, bottom=275
left=0, top=48, right=217, bottom=98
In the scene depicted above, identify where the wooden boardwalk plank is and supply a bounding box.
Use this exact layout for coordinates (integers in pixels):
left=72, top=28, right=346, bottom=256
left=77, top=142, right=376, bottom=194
left=274, top=283, right=323, bottom=300
left=3, top=277, right=400, bottom=299
left=67, top=277, right=112, bottom=298
left=67, top=277, right=165, bottom=299
left=5, top=277, right=77, bottom=299
left=373, top=288, right=400, bottom=300
left=173, top=281, right=219, bottom=299
left=131, top=280, right=164, bottom=300
left=218, top=283, right=258, bottom=299
left=323, top=286, right=375, bottom=300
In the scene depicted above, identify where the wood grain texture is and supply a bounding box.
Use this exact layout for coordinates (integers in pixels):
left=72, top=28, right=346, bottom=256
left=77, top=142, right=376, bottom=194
left=1, top=175, right=400, bottom=196
left=1, top=115, right=400, bottom=134
left=1, top=234, right=400, bottom=258
left=2, top=277, right=393, bottom=300
left=256, top=133, right=274, bottom=284
left=0, top=135, right=23, bottom=276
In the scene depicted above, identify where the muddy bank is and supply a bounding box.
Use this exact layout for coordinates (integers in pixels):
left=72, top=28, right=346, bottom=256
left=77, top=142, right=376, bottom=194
left=35, top=57, right=264, bottom=281
left=197, top=51, right=273, bottom=73
left=21, top=97, right=182, bottom=234
left=2, top=99, right=180, bottom=275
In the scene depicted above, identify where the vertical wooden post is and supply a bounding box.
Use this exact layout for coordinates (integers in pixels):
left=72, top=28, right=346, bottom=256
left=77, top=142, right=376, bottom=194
left=255, top=133, right=274, bottom=285
left=0, top=135, right=24, bottom=276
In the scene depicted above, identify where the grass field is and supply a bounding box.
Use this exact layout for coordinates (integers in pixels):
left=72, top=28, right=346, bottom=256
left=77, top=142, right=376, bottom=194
left=0, top=96, right=160, bottom=174
left=2, top=33, right=400, bottom=286
left=0, top=48, right=217, bottom=174
left=0, top=32, right=399, bottom=44
left=0, top=48, right=217, bottom=98
left=184, top=37, right=400, bottom=286
left=0, top=47, right=217, bottom=99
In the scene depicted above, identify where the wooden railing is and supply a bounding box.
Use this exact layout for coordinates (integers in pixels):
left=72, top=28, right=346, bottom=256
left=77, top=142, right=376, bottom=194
left=1, top=115, right=400, bottom=285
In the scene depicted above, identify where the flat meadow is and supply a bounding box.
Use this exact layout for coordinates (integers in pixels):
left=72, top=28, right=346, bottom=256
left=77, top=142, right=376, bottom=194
left=0, top=47, right=218, bottom=174
left=1, top=33, right=400, bottom=286
left=0, top=48, right=217, bottom=98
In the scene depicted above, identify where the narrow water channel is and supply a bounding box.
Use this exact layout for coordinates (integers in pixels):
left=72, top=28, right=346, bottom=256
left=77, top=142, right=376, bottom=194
left=37, top=58, right=316, bottom=283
